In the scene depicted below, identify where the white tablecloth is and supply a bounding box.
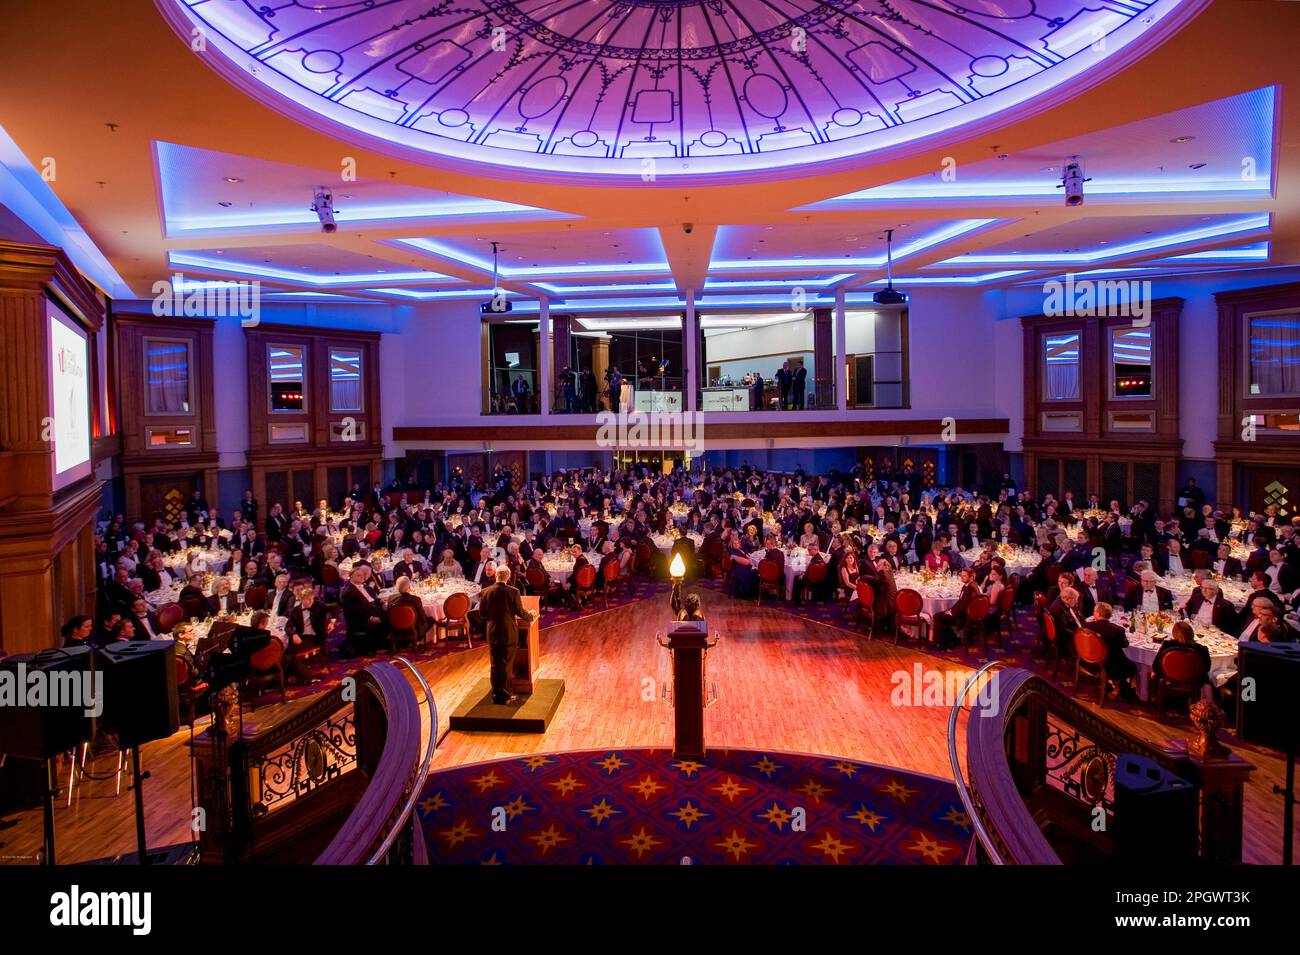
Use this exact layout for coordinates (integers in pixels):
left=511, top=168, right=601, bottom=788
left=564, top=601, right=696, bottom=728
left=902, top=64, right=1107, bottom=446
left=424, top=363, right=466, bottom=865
left=1114, top=610, right=1238, bottom=699
left=379, top=581, right=481, bottom=622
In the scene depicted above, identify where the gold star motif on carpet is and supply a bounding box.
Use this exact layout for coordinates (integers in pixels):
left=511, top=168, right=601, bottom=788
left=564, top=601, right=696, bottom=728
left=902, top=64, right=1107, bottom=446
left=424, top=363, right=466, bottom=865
left=481, top=851, right=502, bottom=866
left=808, top=830, right=858, bottom=864
left=711, top=827, right=759, bottom=863
left=546, top=772, right=587, bottom=798
left=628, top=774, right=668, bottom=800
left=526, top=823, right=573, bottom=857
left=438, top=818, right=482, bottom=849
left=830, top=760, right=860, bottom=778
left=671, top=759, right=704, bottom=777
left=520, top=755, right=554, bottom=772
left=750, top=756, right=783, bottom=778
left=503, top=794, right=535, bottom=819
left=597, top=753, right=628, bottom=774
left=581, top=798, right=623, bottom=826
left=849, top=804, right=885, bottom=831
left=794, top=777, right=833, bottom=804
left=669, top=800, right=709, bottom=829
left=905, top=830, right=957, bottom=864
left=708, top=775, right=752, bottom=803
left=619, top=825, right=666, bottom=860
left=879, top=778, right=919, bottom=804
left=468, top=769, right=506, bottom=794
left=418, top=791, right=448, bottom=815
left=759, top=802, right=792, bottom=830
left=941, top=805, right=971, bottom=831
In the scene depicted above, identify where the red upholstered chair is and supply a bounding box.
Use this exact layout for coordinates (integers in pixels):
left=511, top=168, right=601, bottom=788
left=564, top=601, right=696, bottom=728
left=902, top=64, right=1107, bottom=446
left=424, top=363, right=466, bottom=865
left=573, top=564, right=598, bottom=609
left=365, top=529, right=383, bottom=548
left=175, top=648, right=208, bottom=727
left=1045, top=563, right=1062, bottom=587
left=319, top=562, right=342, bottom=607
left=1152, top=646, right=1211, bottom=713
left=855, top=579, right=876, bottom=637
left=244, top=637, right=285, bottom=707
left=1040, top=610, right=1063, bottom=680
left=994, top=587, right=1015, bottom=646
left=1189, top=550, right=1210, bottom=570
left=438, top=591, right=472, bottom=648
left=1073, top=628, right=1110, bottom=706
left=894, top=588, right=929, bottom=645
left=244, top=585, right=269, bottom=611
left=634, top=541, right=654, bottom=577
left=800, top=561, right=829, bottom=604
left=526, top=564, right=559, bottom=605
left=962, top=595, right=992, bottom=652
left=601, top=560, right=622, bottom=607
left=156, top=602, right=186, bottom=634
left=757, top=558, right=783, bottom=604
left=704, top=540, right=726, bottom=578
left=387, top=603, right=418, bottom=653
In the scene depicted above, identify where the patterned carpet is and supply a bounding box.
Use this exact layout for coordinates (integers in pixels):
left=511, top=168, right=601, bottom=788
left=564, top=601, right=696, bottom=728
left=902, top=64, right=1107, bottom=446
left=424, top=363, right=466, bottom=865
left=417, top=748, right=970, bottom=865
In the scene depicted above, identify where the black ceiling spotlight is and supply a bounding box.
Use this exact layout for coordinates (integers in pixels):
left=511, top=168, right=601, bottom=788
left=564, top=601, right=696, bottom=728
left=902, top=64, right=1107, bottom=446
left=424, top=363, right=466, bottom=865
left=873, top=228, right=907, bottom=305
left=311, top=186, right=337, bottom=232
left=1058, top=157, right=1090, bottom=207
left=481, top=240, right=512, bottom=314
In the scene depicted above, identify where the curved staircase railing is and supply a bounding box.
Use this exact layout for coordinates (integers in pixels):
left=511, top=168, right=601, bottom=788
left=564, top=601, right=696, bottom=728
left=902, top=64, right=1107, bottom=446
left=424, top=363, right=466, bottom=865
left=948, top=664, right=1253, bottom=865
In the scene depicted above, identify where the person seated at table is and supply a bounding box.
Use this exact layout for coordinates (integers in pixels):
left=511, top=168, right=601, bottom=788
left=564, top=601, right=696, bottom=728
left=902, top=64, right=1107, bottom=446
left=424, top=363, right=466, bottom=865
left=1075, top=567, right=1110, bottom=618
left=61, top=615, right=96, bottom=650
left=923, top=540, right=951, bottom=574
left=209, top=577, right=241, bottom=615
left=1048, top=587, right=1086, bottom=658
left=434, top=548, right=463, bottom=578
left=1266, top=547, right=1300, bottom=596
left=1125, top=570, right=1173, bottom=613
left=1085, top=602, right=1138, bottom=701
left=791, top=541, right=832, bottom=607
left=125, top=597, right=163, bottom=640
left=983, top=564, right=1008, bottom=610
left=838, top=550, right=860, bottom=595
left=726, top=530, right=759, bottom=599
left=1151, top=621, right=1212, bottom=690
left=391, top=548, right=420, bottom=584
left=179, top=572, right=207, bottom=605
left=798, top=522, right=821, bottom=551
left=268, top=571, right=297, bottom=617
left=1238, top=571, right=1285, bottom=627
left=238, top=560, right=261, bottom=591
left=880, top=538, right=904, bottom=571
left=872, top=558, right=899, bottom=631
left=1160, top=538, right=1190, bottom=577
left=388, top=576, right=431, bottom=646
left=931, top=567, right=981, bottom=649
left=1045, top=571, right=1078, bottom=609
left=595, top=541, right=619, bottom=590
left=1185, top=578, right=1238, bottom=632
left=468, top=547, right=497, bottom=586
left=340, top=566, right=386, bottom=657
left=1237, top=599, right=1281, bottom=643
left=566, top=544, right=593, bottom=601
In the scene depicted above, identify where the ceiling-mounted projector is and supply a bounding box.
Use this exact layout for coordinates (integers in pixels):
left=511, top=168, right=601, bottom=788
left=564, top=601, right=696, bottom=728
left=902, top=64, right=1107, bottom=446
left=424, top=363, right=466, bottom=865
left=873, top=227, right=907, bottom=305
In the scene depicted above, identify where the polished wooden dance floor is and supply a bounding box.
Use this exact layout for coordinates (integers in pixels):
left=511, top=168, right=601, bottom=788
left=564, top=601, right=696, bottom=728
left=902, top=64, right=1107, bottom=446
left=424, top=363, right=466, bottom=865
left=0, top=590, right=1290, bottom=864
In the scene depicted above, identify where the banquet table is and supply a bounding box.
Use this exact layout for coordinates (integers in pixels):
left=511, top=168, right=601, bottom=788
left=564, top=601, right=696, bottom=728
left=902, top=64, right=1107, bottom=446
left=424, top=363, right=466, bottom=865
left=960, top=546, right=1040, bottom=575
left=146, top=573, right=243, bottom=609
left=650, top=531, right=703, bottom=556
left=163, top=548, right=230, bottom=577
left=540, top=552, right=602, bottom=586
left=891, top=571, right=966, bottom=618
left=173, top=610, right=287, bottom=649
left=1113, top=610, right=1238, bottom=700
left=1163, top=574, right=1252, bottom=608
left=378, top=579, right=481, bottom=622
left=750, top=547, right=811, bottom=601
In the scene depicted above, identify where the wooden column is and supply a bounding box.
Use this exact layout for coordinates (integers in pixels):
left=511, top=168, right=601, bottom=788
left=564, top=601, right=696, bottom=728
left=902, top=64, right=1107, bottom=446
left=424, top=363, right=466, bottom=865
left=0, top=242, right=106, bottom=654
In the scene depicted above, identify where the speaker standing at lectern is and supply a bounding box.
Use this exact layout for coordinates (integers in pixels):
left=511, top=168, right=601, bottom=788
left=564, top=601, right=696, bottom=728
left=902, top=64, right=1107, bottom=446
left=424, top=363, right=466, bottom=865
left=480, top=566, right=536, bottom=705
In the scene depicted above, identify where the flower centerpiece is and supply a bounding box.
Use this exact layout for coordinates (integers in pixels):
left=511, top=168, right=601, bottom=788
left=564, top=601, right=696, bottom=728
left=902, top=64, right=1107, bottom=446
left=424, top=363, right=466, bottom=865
left=1149, top=610, right=1173, bottom=634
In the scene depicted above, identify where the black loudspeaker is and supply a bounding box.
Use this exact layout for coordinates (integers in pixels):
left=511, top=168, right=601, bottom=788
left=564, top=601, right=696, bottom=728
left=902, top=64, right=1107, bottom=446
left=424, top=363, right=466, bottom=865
left=0, top=646, right=95, bottom=760
left=1111, top=753, right=1198, bottom=863
left=99, top=641, right=179, bottom=748
left=1237, top=641, right=1300, bottom=752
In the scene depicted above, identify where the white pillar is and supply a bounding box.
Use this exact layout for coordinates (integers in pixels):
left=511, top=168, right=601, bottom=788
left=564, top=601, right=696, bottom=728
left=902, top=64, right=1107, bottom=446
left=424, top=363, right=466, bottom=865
left=685, top=290, right=698, bottom=414
left=538, top=295, right=551, bottom=416
left=835, top=286, right=848, bottom=413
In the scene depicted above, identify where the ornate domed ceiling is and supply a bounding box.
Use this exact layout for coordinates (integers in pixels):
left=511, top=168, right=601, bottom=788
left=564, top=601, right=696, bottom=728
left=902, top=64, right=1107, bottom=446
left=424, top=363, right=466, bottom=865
left=164, top=0, right=1196, bottom=179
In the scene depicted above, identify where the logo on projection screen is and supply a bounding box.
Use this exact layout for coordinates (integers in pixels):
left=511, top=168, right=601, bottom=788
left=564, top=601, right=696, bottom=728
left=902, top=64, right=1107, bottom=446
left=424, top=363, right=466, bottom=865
left=49, top=308, right=91, bottom=482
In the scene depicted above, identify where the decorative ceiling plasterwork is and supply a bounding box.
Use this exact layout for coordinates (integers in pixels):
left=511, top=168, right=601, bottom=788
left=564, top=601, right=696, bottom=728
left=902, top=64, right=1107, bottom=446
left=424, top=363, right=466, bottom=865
left=162, top=0, right=1198, bottom=179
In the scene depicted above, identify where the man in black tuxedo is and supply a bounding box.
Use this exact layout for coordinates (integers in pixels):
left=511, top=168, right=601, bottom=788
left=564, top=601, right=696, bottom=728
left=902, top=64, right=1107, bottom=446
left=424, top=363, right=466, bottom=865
left=775, top=361, right=791, bottom=410
left=266, top=504, right=289, bottom=542
left=1048, top=587, right=1085, bottom=658
left=791, top=363, right=807, bottom=409
left=1085, top=602, right=1137, bottom=700
left=479, top=566, right=535, bottom=705
left=1185, top=579, right=1238, bottom=632
left=1124, top=570, right=1173, bottom=613
left=340, top=567, right=385, bottom=656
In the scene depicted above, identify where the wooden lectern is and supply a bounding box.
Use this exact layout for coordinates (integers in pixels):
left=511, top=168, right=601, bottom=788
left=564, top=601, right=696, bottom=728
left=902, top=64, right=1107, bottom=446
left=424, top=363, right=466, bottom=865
left=510, top=595, right=542, bottom=695
left=660, top=621, right=715, bottom=759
